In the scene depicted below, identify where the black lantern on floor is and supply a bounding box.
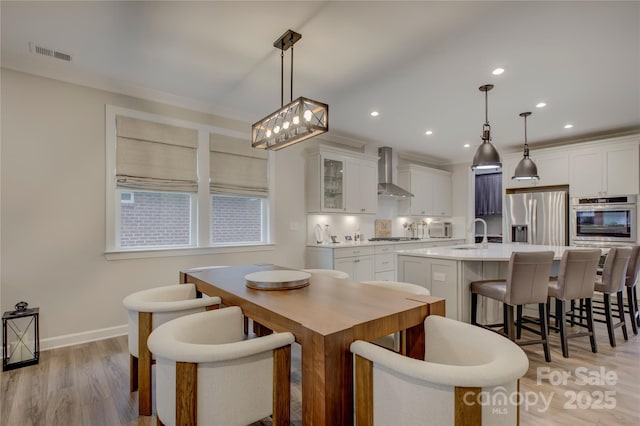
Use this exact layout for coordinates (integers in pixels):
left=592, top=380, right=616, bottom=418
left=2, top=301, right=40, bottom=371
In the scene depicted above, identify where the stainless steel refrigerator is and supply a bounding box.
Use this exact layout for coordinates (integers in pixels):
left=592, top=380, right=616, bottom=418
left=504, top=190, right=568, bottom=246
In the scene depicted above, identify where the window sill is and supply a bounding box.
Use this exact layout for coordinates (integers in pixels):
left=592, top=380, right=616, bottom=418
left=105, top=243, right=275, bottom=260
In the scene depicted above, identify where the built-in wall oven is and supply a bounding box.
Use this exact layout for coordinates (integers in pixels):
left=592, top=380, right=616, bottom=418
left=571, top=195, right=637, bottom=247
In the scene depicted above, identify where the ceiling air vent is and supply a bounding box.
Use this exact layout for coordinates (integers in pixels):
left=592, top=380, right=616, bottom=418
left=29, top=42, right=72, bottom=62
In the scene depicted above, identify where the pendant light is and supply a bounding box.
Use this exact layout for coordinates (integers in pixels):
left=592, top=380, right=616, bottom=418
left=471, top=84, right=502, bottom=170
left=512, top=112, right=539, bottom=180
left=251, top=29, right=329, bottom=151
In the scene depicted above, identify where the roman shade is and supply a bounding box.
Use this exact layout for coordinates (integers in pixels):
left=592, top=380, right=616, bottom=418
left=210, top=133, right=269, bottom=197
left=116, top=116, right=198, bottom=192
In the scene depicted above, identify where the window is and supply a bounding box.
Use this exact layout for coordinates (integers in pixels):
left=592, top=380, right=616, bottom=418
left=211, top=195, right=265, bottom=244
left=106, top=106, right=272, bottom=254
left=120, top=190, right=193, bottom=248
left=209, top=133, right=269, bottom=245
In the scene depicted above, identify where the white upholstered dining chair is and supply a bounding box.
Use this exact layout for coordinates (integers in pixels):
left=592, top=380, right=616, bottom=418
left=351, top=315, right=529, bottom=426
left=147, top=306, right=295, bottom=426
left=122, top=284, right=221, bottom=416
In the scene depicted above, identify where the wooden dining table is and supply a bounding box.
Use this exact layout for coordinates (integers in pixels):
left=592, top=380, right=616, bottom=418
left=180, top=264, right=446, bottom=425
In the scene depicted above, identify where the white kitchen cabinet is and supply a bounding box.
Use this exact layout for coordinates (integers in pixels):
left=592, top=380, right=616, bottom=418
left=431, top=171, right=452, bottom=216
left=397, top=164, right=452, bottom=217
left=398, top=166, right=431, bottom=215
left=503, top=151, right=569, bottom=189
left=306, top=145, right=378, bottom=214
left=306, top=245, right=375, bottom=281
left=345, top=157, right=378, bottom=214
left=374, top=245, right=396, bottom=280
left=569, top=141, right=639, bottom=197
left=334, top=255, right=375, bottom=281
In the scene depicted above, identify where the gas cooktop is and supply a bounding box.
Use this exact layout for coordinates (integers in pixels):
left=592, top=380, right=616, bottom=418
left=368, top=237, right=422, bottom=241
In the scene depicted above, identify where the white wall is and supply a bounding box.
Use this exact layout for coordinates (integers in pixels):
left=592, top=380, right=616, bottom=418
left=0, top=69, right=307, bottom=347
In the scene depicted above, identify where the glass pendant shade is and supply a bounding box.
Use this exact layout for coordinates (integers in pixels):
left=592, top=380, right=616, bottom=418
left=512, top=111, right=539, bottom=180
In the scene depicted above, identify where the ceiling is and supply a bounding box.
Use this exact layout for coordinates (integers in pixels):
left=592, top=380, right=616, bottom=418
left=2, top=1, right=639, bottom=165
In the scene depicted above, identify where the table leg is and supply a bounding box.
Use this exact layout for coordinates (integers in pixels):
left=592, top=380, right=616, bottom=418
left=405, top=298, right=445, bottom=360
left=301, top=330, right=353, bottom=425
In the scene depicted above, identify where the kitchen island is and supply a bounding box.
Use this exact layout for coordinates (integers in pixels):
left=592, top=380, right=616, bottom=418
left=306, top=238, right=465, bottom=281
left=397, top=243, right=596, bottom=323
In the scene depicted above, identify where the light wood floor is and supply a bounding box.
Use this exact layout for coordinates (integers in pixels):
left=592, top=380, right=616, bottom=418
left=1, top=322, right=639, bottom=425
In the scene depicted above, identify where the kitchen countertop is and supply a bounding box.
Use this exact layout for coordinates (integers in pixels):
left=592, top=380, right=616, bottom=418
left=397, top=243, right=601, bottom=261
left=307, top=237, right=464, bottom=248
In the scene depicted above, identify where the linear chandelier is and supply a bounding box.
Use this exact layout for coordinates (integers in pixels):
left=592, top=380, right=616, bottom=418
left=471, top=84, right=502, bottom=171
left=251, top=29, right=329, bottom=151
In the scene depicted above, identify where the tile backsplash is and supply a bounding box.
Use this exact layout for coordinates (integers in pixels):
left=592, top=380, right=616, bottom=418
left=307, top=197, right=467, bottom=244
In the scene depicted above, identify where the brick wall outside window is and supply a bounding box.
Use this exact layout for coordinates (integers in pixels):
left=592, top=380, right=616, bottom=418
left=120, top=191, right=191, bottom=247
left=211, top=195, right=263, bottom=243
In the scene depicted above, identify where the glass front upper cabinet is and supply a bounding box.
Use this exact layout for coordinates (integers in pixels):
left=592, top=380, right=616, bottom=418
left=322, top=157, right=345, bottom=211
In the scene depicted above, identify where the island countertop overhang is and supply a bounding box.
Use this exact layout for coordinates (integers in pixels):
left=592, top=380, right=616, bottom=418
left=396, top=243, right=599, bottom=262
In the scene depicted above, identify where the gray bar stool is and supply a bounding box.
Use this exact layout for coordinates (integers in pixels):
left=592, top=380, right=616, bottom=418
left=547, top=249, right=601, bottom=358
left=591, top=246, right=632, bottom=347
left=471, top=251, right=554, bottom=362
left=624, top=245, right=640, bottom=335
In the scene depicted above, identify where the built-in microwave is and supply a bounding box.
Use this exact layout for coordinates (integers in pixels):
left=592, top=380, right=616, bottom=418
left=571, top=195, right=637, bottom=246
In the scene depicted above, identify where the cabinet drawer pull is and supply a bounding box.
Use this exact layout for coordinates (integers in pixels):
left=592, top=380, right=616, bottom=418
left=354, top=259, right=360, bottom=263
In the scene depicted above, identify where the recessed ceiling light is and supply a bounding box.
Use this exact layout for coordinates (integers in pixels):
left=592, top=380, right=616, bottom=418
left=536, top=102, right=547, bottom=108
left=463, top=143, right=471, bottom=148
left=564, top=123, right=574, bottom=129
left=492, top=67, right=505, bottom=75
left=370, top=111, right=379, bottom=117
left=425, top=130, right=433, bottom=135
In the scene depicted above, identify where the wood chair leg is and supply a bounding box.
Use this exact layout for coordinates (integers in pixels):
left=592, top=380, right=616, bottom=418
left=516, top=305, right=523, bottom=339
left=557, top=299, right=569, bottom=358
left=272, top=345, right=291, bottom=426
left=569, top=300, right=576, bottom=327
left=176, top=362, right=197, bottom=426
left=354, top=354, right=374, bottom=426
left=604, top=293, right=616, bottom=347
left=503, top=303, right=509, bottom=336
left=243, top=316, right=249, bottom=335
left=631, top=285, right=640, bottom=329
left=545, top=298, right=554, bottom=333
left=138, top=312, right=153, bottom=416
left=585, top=298, right=597, bottom=353
left=539, top=303, right=551, bottom=362
left=625, top=286, right=638, bottom=334
left=634, top=286, right=640, bottom=327
left=506, top=305, right=516, bottom=341
left=455, top=387, right=482, bottom=426
left=130, top=354, right=138, bottom=392
left=471, top=293, right=478, bottom=325
left=616, top=291, right=628, bottom=341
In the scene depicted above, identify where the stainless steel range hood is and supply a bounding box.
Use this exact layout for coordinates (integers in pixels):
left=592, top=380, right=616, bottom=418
left=378, top=146, right=414, bottom=197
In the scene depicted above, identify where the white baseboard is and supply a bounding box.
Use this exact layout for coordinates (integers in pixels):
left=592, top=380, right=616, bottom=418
left=40, top=324, right=127, bottom=351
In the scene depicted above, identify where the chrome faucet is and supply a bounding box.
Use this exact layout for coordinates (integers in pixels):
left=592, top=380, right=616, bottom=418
left=471, top=218, right=489, bottom=248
